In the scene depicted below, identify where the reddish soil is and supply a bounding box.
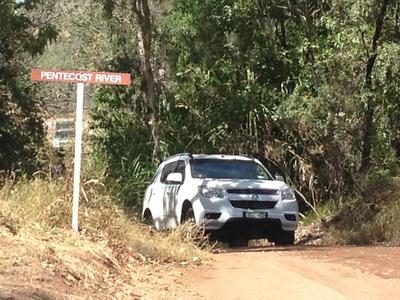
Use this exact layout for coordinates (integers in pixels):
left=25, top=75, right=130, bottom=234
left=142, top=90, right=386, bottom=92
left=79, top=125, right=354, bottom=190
left=182, top=246, right=400, bottom=299
left=1, top=221, right=399, bottom=300
left=0, top=227, right=187, bottom=300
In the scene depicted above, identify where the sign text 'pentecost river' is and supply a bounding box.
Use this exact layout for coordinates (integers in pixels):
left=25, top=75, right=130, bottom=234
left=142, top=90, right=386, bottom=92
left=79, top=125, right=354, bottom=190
left=31, top=69, right=131, bottom=85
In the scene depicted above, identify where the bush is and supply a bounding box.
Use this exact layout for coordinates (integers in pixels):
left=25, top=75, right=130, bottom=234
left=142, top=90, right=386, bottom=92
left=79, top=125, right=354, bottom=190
left=90, top=84, right=158, bottom=208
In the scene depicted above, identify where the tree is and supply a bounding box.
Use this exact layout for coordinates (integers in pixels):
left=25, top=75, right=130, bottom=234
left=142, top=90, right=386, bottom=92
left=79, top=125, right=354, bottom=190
left=97, top=0, right=161, bottom=159
left=359, top=0, right=390, bottom=175
left=133, top=0, right=160, bottom=158
left=0, top=0, right=57, bottom=172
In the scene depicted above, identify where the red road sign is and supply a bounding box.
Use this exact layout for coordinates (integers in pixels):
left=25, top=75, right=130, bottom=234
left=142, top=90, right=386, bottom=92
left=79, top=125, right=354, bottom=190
left=31, top=68, right=131, bottom=85
left=31, top=68, right=131, bottom=232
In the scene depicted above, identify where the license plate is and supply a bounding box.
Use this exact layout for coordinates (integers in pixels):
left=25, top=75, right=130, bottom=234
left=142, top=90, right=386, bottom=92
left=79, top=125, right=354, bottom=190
left=244, top=212, right=267, bottom=219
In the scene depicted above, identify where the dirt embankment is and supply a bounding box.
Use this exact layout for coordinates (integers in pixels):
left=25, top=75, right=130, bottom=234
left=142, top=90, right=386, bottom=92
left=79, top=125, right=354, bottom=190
left=0, top=226, right=193, bottom=300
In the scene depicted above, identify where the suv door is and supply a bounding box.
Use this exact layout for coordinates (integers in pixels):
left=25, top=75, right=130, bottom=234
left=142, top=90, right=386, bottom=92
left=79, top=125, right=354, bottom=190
left=163, top=160, right=186, bottom=228
left=144, top=166, right=164, bottom=229
left=158, top=161, right=178, bottom=229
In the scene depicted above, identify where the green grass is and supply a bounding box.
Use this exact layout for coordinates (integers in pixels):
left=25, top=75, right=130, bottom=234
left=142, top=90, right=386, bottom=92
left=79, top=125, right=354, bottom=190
left=300, top=200, right=338, bottom=226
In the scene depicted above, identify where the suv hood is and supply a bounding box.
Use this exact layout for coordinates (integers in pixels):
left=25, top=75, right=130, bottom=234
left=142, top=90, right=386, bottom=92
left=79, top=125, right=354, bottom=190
left=198, top=178, right=289, bottom=191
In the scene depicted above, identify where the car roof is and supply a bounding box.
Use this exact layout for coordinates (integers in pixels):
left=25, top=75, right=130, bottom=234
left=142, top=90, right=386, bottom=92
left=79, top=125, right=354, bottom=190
left=191, top=154, right=253, bottom=161
left=164, top=153, right=254, bottom=163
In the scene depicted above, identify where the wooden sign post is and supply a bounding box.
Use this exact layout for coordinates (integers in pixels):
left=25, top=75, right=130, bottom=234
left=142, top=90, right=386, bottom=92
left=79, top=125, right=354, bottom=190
left=31, top=69, right=131, bottom=232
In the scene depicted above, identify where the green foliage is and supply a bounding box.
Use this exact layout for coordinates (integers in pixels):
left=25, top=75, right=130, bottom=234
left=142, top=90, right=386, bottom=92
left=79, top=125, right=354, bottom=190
left=88, top=0, right=162, bottom=208
left=161, top=0, right=288, bottom=154
left=0, top=0, right=57, bottom=172
left=91, top=83, right=154, bottom=208
left=301, top=200, right=338, bottom=226
left=159, top=0, right=400, bottom=205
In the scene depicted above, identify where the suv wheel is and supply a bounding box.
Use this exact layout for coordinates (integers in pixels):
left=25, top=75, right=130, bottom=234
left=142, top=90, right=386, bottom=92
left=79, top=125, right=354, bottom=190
left=228, top=236, right=249, bottom=248
left=184, top=207, right=195, bottom=223
left=143, top=210, right=154, bottom=227
left=274, top=230, right=295, bottom=246
left=228, top=231, right=249, bottom=248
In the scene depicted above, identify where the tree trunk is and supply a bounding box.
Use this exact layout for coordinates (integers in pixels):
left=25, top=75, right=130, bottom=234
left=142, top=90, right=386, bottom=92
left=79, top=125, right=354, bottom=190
left=132, top=0, right=160, bottom=159
left=359, top=0, right=389, bottom=175
left=280, top=18, right=288, bottom=49
left=396, top=0, right=400, bottom=37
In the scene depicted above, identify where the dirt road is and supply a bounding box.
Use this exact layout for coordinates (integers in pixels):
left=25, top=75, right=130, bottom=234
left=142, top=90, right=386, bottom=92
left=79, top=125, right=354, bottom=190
left=182, top=246, right=400, bottom=300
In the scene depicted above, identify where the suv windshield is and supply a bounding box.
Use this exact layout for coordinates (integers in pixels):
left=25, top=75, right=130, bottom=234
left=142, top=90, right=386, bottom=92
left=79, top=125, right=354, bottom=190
left=190, top=159, right=272, bottom=180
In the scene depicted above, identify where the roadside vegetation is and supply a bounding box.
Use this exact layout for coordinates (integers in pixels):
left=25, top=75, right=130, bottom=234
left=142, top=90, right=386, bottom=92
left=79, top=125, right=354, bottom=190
left=0, top=175, right=209, bottom=259
left=300, top=176, right=400, bottom=245
left=0, top=173, right=209, bottom=297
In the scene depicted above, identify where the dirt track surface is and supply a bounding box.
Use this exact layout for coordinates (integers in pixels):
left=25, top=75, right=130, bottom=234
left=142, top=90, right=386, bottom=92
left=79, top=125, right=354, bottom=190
left=183, top=246, right=400, bottom=300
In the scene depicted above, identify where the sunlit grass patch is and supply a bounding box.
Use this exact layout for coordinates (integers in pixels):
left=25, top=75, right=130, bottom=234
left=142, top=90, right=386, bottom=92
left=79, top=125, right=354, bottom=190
left=0, top=176, right=210, bottom=262
left=0, top=176, right=210, bottom=297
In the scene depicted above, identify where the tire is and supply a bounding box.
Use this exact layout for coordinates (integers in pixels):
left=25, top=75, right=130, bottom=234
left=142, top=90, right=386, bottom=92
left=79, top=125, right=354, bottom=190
left=183, top=207, right=204, bottom=242
left=143, top=210, right=154, bottom=227
left=184, top=207, right=196, bottom=223
left=274, top=230, right=295, bottom=246
left=228, top=236, right=249, bottom=248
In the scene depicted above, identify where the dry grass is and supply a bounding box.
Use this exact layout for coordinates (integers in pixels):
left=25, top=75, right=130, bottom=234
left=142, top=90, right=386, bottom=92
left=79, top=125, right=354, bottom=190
left=0, top=176, right=210, bottom=298
left=0, top=176, right=210, bottom=261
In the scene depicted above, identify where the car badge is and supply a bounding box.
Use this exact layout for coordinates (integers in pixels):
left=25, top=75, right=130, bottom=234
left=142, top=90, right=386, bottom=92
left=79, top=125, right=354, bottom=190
left=251, top=194, right=259, bottom=201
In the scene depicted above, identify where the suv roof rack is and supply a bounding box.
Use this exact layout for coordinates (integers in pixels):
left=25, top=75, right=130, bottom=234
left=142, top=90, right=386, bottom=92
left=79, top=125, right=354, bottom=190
left=165, top=152, right=192, bottom=160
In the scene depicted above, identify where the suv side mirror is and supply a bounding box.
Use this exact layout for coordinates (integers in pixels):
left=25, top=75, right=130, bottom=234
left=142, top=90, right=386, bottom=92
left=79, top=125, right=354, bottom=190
left=166, top=172, right=183, bottom=184
left=275, top=174, right=285, bottom=182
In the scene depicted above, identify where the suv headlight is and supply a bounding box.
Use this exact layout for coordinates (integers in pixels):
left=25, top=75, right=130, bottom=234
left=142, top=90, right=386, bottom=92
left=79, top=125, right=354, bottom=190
left=199, top=187, right=224, bottom=199
left=281, top=188, right=296, bottom=200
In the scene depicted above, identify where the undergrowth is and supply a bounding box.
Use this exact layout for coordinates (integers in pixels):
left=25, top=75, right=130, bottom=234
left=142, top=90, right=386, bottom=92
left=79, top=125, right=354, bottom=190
left=302, top=176, right=400, bottom=245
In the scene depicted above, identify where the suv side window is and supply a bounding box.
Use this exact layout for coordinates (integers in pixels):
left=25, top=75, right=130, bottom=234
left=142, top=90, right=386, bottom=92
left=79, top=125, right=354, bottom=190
left=160, top=161, right=178, bottom=183
left=160, top=160, right=186, bottom=184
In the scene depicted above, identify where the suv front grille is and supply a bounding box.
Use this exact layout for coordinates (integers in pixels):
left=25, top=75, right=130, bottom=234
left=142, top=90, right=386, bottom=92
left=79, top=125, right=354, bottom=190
left=227, top=189, right=279, bottom=195
left=229, top=200, right=277, bottom=209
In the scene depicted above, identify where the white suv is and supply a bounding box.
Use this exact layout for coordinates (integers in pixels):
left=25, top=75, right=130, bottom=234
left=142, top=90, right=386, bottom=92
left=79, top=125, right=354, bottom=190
left=142, top=153, right=299, bottom=247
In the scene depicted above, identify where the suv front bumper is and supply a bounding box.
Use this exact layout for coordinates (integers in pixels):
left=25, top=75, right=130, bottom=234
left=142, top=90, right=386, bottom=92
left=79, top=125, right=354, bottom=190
left=194, top=197, right=298, bottom=232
